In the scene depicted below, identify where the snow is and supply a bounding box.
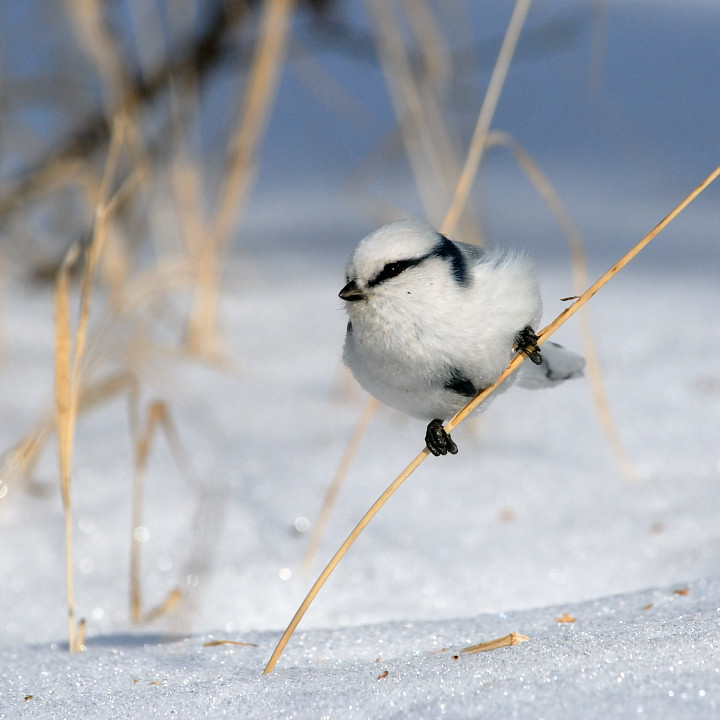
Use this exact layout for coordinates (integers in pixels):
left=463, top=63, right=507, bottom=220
left=2, top=579, right=720, bottom=718
left=2, top=1, right=720, bottom=718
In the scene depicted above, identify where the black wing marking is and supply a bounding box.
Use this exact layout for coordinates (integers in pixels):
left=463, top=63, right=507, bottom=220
left=433, top=234, right=471, bottom=286
left=443, top=367, right=478, bottom=397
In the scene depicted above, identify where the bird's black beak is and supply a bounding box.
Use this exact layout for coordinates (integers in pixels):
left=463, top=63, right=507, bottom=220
left=339, top=279, right=365, bottom=302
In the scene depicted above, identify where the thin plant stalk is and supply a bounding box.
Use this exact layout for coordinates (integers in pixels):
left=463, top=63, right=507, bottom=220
left=370, top=0, right=482, bottom=240
left=265, top=447, right=429, bottom=675
left=367, top=0, right=454, bottom=226
left=53, top=245, right=81, bottom=652
left=441, top=0, right=533, bottom=237
left=187, top=0, right=295, bottom=354
left=129, top=397, right=185, bottom=623
left=302, top=397, right=379, bottom=571
left=65, top=0, right=129, bottom=118
left=53, top=117, right=126, bottom=652
left=485, top=130, right=637, bottom=479
left=263, top=163, right=720, bottom=674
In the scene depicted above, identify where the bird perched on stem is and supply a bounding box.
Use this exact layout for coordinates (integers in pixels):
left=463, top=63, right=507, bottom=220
left=339, top=219, right=584, bottom=456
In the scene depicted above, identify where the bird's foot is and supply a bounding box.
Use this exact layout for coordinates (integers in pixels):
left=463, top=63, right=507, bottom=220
left=425, top=419, right=458, bottom=456
left=515, top=325, right=543, bottom=365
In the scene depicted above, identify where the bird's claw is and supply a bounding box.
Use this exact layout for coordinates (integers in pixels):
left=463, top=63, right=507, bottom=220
left=425, top=419, right=458, bottom=456
left=515, top=325, right=543, bottom=365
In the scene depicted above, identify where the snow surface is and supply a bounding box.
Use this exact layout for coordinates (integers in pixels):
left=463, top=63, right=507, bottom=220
left=2, top=1, right=720, bottom=718
left=2, top=579, right=720, bottom=719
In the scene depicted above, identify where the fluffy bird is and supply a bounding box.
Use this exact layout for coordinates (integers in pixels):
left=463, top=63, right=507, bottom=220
left=339, top=219, right=584, bottom=456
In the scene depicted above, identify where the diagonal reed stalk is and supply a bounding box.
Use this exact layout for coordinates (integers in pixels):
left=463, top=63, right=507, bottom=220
left=263, top=162, right=720, bottom=673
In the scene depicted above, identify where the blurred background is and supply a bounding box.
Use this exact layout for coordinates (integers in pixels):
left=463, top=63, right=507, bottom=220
left=1, top=0, right=719, bottom=648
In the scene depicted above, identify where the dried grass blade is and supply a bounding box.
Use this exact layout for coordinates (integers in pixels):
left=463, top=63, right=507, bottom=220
left=536, top=162, right=720, bottom=345
left=188, top=0, right=295, bottom=355
left=129, top=395, right=198, bottom=623
left=367, top=0, right=451, bottom=226
left=461, top=632, right=529, bottom=654
left=52, top=116, right=127, bottom=651
left=442, top=0, right=533, bottom=237
left=54, top=251, right=78, bottom=650
left=263, top=447, right=429, bottom=674
left=485, top=130, right=637, bottom=479
left=142, top=589, right=182, bottom=624
left=303, top=397, right=379, bottom=572
left=203, top=639, right=258, bottom=648
left=130, top=400, right=167, bottom=622
left=214, top=0, right=295, bottom=242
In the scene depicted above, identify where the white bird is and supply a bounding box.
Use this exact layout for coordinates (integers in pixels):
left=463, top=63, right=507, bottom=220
left=339, top=219, right=584, bottom=456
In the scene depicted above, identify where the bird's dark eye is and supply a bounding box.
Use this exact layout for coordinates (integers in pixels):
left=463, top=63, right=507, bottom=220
left=368, top=258, right=423, bottom=287
left=383, top=262, right=406, bottom=279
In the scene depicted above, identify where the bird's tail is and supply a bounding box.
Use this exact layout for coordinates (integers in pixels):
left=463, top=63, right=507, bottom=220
left=515, top=341, right=585, bottom=390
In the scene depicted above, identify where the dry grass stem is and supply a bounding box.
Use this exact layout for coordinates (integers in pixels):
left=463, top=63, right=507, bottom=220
left=76, top=619, right=87, bottom=651
left=485, top=130, right=637, bottom=479
left=400, top=0, right=452, bottom=91
left=264, top=446, right=429, bottom=674
left=187, top=0, right=295, bottom=355
left=142, top=589, right=183, bottom=624
left=303, top=397, right=380, bottom=572
left=535, top=162, right=720, bottom=344
left=374, top=0, right=485, bottom=242
left=441, top=0, right=533, bottom=237
left=203, top=640, right=258, bottom=648
left=3, top=372, right=138, bottom=490
left=367, top=0, right=455, bottom=227
left=53, top=117, right=127, bottom=652
left=129, top=395, right=194, bottom=623
left=212, top=0, right=295, bottom=245
left=66, top=0, right=130, bottom=116
left=53, top=245, right=80, bottom=652
left=461, top=632, right=530, bottom=654
left=263, top=164, right=720, bottom=673
left=1, top=413, right=54, bottom=489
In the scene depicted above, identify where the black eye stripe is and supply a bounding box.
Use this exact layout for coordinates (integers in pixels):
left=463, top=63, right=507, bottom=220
left=368, top=257, right=425, bottom=287
left=366, top=234, right=472, bottom=289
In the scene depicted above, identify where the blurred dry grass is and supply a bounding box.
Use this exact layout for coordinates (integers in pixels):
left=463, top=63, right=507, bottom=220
left=1, top=0, right=297, bottom=649
left=0, top=0, right=627, bottom=652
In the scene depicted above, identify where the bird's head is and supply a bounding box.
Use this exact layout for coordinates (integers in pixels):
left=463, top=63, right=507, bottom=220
left=339, top=220, right=461, bottom=305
